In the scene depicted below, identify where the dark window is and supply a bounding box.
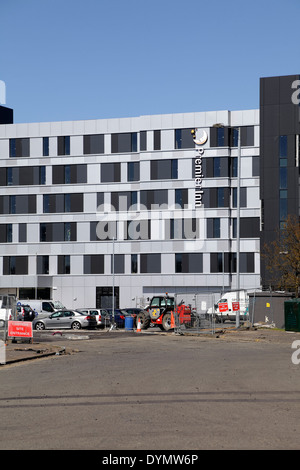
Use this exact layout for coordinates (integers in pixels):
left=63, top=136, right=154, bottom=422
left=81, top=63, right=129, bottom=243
left=101, top=163, right=121, bottom=183
left=19, top=224, right=27, bottom=242
left=140, top=131, right=147, bottom=151
left=0, top=224, right=12, bottom=243
left=91, top=221, right=117, bottom=241
left=111, top=254, right=124, bottom=274
left=154, top=130, right=161, bottom=150
left=241, top=126, right=254, bottom=147
left=232, top=217, right=260, bottom=238
left=111, top=191, right=137, bottom=211
left=83, top=134, right=104, bottom=154
left=140, top=254, right=161, bottom=273
left=168, top=219, right=198, bottom=240
left=58, top=255, right=70, bottom=274
left=232, top=187, right=247, bottom=208
left=43, top=137, right=49, bottom=156
left=175, top=253, right=203, bottom=273
left=150, top=159, right=178, bottom=180
left=131, top=254, right=138, bottom=273
left=207, top=218, right=220, bottom=238
left=0, top=195, right=36, bottom=214
left=175, top=129, right=194, bottom=149
left=84, top=255, right=104, bottom=274
left=126, top=220, right=151, bottom=240
left=127, top=162, right=140, bottom=182
left=111, top=133, right=138, bottom=153
left=57, top=136, right=70, bottom=155
left=140, top=189, right=168, bottom=209
left=252, top=156, right=260, bottom=176
left=37, top=256, right=49, bottom=275
left=52, top=164, right=87, bottom=184
left=40, top=223, right=76, bottom=242
left=43, top=194, right=83, bottom=213
left=9, top=138, right=30, bottom=158
left=175, top=188, right=188, bottom=208
left=3, top=256, right=28, bottom=275
left=0, top=166, right=45, bottom=186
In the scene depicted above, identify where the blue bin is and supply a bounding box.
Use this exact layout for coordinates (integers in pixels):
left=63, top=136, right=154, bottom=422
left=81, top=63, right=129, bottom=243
left=125, top=316, right=134, bottom=330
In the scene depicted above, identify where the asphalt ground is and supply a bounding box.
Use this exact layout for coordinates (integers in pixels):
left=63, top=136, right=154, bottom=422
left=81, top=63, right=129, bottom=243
left=2, top=325, right=300, bottom=365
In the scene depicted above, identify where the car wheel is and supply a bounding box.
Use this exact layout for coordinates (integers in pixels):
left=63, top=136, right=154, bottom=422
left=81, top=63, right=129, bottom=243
left=35, top=321, right=45, bottom=331
left=71, top=321, right=81, bottom=330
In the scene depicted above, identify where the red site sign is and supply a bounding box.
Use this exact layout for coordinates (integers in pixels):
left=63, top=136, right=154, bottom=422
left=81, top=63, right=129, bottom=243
left=8, top=321, right=33, bottom=339
left=232, top=302, right=240, bottom=311
left=218, top=302, right=228, bottom=312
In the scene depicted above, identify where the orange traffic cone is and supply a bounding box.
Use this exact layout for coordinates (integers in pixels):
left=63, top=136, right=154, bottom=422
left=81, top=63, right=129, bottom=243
left=136, top=319, right=142, bottom=333
left=170, top=311, right=175, bottom=329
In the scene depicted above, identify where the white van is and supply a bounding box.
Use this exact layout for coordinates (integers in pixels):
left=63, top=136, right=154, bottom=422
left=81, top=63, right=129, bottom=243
left=207, top=291, right=249, bottom=323
left=18, top=300, right=65, bottom=317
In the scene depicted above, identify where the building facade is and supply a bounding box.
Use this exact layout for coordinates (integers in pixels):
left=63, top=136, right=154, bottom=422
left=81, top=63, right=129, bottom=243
left=5, top=72, right=299, bottom=309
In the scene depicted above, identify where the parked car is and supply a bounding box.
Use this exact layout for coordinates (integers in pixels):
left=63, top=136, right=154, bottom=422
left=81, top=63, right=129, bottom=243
left=106, top=309, right=130, bottom=328
left=17, top=304, right=36, bottom=321
left=76, top=308, right=111, bottom=328
left=33, top=309, right=97, bottom=330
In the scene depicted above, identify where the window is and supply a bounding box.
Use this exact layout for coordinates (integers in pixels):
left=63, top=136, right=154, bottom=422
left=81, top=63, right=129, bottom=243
left=58, top=255, right=70, bottom=274
left=0, top=224, right=12, bottom=243
left=127, top=162, right=140, bottom=182
left=167, top=219, right=198, bottom=239
left=175, top=253, right=203, bottom=273
left=40, top=223, right=77, bottom=242
left=84, top=255, right=104, bottom=274
left=111, top=191, right=137, bottom=211
left=3, top=256, right=28, bottom=275
left=0, top=195, right=36, bottom=214
left=140, top=254, right=161, bottom=273
left=37, top=256, right=49, bottom=275
left=90, top=221, right=117, bottom=241
left=111, top=133, right=137, bottom=153
left=232, top=187, right=247, bottom=208
left=131, top=254, right=138, bottom=273
left=175, top=129, right=194, bottom=149
left=43, top=137, right=49, bottom=156
left=1, top=166, right=46, bottom=186
left=232, top=217, right=260, bottom=238
left=140, top=131, right=147, bottom=151
left=111, top=254, right=124, bottom=274
left=210, top=252, right=254, bottom=273
left=154, top=130, right=161, bottom=150
left=101, top=163, right=121, bottom=183
left=84, top=134, right=104, bottom=154
left=150, top=159, right=178, bottom=180
left=9, top=138, right=30, bottom=158
left=252, top=156, right=260, bottom=176
left=43, top=194, right=83, bottom=213
left=217, top=127, right=225, bottom=147
left=19, top=224, right=27, bottom=242
left=140, top=189, right=168, bottom=210
left=126, top=220, right=151, bottom=240
left=241, top=126, right=254, bottom=147
left=207, top=218, right=220, bottom=238
left=175, top=189, right=188, bottom=208
left=57, top=136, right=70, bottom=155
left=52, top=164, right=87, bottom=184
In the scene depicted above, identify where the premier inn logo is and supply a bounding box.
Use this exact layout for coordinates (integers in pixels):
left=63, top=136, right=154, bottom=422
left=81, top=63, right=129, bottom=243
left=191, top=129, right=208, bottom=207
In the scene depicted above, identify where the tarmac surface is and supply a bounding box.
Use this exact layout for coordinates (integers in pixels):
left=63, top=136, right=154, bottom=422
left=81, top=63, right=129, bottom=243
left=2, top=324, right=300, bottom=365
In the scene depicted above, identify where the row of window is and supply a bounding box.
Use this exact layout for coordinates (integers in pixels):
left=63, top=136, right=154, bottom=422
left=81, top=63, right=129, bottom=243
left=0, top=156, right=259, bottom=187
left=2, top=252, right=256, bottom=275
left=8, top=126, right=255, bottom=158
left=0, top=186, right=254, bottom=215
left=0, top=217, right=260, bottom=243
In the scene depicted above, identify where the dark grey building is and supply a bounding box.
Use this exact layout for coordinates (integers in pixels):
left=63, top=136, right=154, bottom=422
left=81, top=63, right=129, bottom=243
left=260, top=74, right=300, bottom=287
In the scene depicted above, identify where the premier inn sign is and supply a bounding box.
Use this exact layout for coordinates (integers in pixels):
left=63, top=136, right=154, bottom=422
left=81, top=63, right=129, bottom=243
left=192, top=129, right=208, bottom=207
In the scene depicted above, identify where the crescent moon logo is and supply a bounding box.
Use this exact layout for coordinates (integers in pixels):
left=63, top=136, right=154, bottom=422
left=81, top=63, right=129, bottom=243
left=193, top=129, right=208, bottom=146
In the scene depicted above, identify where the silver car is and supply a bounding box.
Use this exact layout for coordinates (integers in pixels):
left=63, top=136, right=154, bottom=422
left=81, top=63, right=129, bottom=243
left=76, top=308, right=111, bottom=328
left=33, top=309, right=97, bottom=330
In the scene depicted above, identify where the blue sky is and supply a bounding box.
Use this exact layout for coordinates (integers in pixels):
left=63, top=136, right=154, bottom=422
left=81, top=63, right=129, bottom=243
left=1, top=0, right=299, bottom=123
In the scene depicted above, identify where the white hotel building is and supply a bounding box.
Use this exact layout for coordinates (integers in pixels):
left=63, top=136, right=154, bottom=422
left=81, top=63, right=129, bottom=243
left=0, top=104, right=261, bottom=309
